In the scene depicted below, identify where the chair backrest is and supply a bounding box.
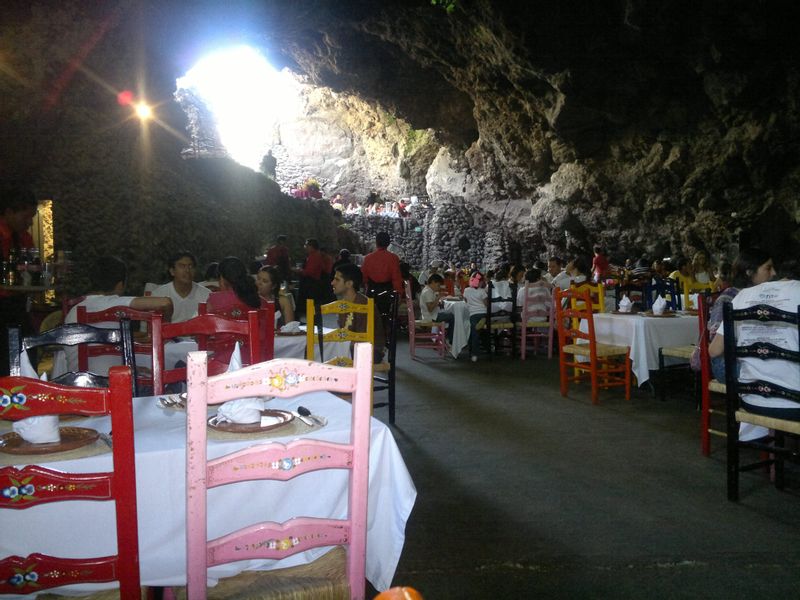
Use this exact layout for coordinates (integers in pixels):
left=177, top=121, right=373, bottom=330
left=0, top=367, right=140, bottom=597
left=486, top=280, right=517, bottom=324
left=8, top=321, right=137, bottom=394
left=520, top=282, right=551, bottom=323
left=150, top=311, right=261, bottom=395
left=306, top=298, right=374, bottom=366
left=185, top=344, right=374, bottom=600
left=721, top=301, right=800, bottom=412
left=373, top=290, right=398, bottom=363
left=555, top=287, right=598, bottom=357
left=569, top=282, right=605, bottom=313
left=76, top=305, right=158, bottom=377
left=199, top=302, right=275, bottom=363
left=653, top=278, right=680, bottom=310
left=697, top=293, right=714, bottom=384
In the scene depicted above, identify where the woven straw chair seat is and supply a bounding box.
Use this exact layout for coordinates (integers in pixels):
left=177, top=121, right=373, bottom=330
left=735, top=410, right=800, bottom=435
left=562, top=342, right=628, bottom=358
left=708, top=379, right=726, bottom=393
left=661, top=344, right=696, bottom=359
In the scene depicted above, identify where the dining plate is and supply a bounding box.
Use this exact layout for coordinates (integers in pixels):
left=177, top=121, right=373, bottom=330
left=276, top=331, right=306, bottom=337
left=611, top=310, right=638, bottom=315
left=641, top=310, right=678, bottom=318
left=0, top=427, right=99, bottom=455
left=208, top=409, right=294, bottom=433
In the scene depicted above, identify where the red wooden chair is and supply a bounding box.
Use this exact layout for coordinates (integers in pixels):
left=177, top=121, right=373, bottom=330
left=699, top=293, right=727, bottom=455
left=77, top=304, right=162, bottom=391
left=405, top=281, right=445, bottom=359
left=199, top=302, right=275, bottom=363
left=181, top=343, right=373, bottom=599
left=0, top=366, right=141, bottom=598
left=150, top=311, right=261, bottom=395
left=555, top=287, right=631, bottom=404
left=517, top=283, right=554, bottom=360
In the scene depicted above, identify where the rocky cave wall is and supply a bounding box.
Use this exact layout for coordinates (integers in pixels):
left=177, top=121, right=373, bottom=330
left=3, top=0, right=800, bottom=284
left=0, top=3, right=342, bottom=294
left=260, top=0, right=800, bottom=264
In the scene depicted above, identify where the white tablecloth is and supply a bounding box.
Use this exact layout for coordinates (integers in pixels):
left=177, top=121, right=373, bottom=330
left=582, top=313, right=698, bottom=384
left=51, top=328, right=351, bottom=377
left=0, top=392, right=416, bottom=597
left=442, top=300, right=471, bottom=358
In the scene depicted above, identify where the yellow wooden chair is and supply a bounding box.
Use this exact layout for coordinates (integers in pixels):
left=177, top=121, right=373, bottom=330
left=305, top=298, right=375, bottom=366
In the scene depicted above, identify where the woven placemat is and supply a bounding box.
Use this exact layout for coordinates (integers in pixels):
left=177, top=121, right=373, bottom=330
left=207, top=416, right=326, bottom=442
left=0, top=437, right=111, bottom=466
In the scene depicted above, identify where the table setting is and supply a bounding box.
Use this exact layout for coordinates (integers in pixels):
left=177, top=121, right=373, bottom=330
left=0, top=345, right=417, bottom=597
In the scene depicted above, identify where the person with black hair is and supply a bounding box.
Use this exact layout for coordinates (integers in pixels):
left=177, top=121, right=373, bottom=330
left=257, top=265, right=295, bottom=326
left=295, top=238, right=326, bottom=316
left=207, top=256, right=264, bottom=315
left=0, top=181, right=39, bottom=375
left=419, top=273, right=455, bottom=345
left=64, top=256, right=173, bottom=373
left=150, top=250, right=210, bottom=323
left=331, top=263, right=385, bottom=362
left=361, top=231, right=403, bottom=295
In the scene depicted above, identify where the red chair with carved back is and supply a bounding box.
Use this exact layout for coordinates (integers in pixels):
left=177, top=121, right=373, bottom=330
left=150, top=311, right=263, bottom=395
left=0, top=366, right=141, bottom=598
left=181, top=343, right=373, bottom=599
left=198, top=302, right=275, bottom=363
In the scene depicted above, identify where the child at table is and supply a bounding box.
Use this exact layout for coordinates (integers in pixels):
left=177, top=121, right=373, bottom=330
left=516, top=268, right=552, bottom=319
left=463, top=271, right=488, bottom=362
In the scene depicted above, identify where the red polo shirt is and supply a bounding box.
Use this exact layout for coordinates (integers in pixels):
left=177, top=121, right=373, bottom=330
left=301, top=249, right=324, bottom=280
left=361, top=247, right=403, bottom=294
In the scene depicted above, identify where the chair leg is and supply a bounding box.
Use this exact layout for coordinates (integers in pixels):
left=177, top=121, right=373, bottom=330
left=520, top=328, right=526, bottom=360
left=701, top=387, right=711, bottom=457
left=388, top=367, right=396, bottom=425
left=658, top=349, right=666, bottom=402
left=774, top=431, right=785, bottom=490
left=727, top=415, right=740, bottom=502
left=559, top=354, right=569, bottom=397
left=590, top=363, right=599, bottom=405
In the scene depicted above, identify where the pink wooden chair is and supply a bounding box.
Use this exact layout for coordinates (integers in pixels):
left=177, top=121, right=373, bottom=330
left=405, top=281, right=445, bottom=359
left=150, top=311, right=262, bottom=395
left=0, top=366, right=141, bottom=598
left=517, top=283, right=554, bottom=360
left=182, top=343, right=374, bottom=599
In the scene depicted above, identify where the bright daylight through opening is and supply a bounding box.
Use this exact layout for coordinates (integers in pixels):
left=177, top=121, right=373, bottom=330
left=176, top=45, right=300, bottom=171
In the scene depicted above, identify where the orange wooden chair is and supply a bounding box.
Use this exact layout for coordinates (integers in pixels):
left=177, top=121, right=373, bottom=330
left=0, top=367, right=141, bottom=598
left=555, top=287, right=631, bottom=404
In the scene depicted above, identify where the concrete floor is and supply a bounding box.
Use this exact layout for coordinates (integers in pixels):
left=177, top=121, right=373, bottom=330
left=370, top=341, right=800, bottom=599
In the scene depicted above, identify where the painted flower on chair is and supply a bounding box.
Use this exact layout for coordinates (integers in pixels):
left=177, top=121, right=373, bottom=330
left=0, top=386, right=28, bottom=415
left=7, top=564, right=39, bottom=588
left=3, top=476, right=36, bottom=502
left=265, top=370, right=306, bottom=391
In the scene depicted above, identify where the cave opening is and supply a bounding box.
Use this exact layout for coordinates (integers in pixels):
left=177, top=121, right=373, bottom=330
left=175, top=45, right=301, bottom=172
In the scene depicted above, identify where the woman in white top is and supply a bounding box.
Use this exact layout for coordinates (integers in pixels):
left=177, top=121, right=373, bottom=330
left=692, top=250, right=712, bottom=285
left=463, top=271, right=489, bottom=361
left=566, top=256, right=590, bottom=285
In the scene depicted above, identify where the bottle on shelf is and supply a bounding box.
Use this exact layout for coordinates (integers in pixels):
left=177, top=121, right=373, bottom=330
left=28, top=248, right=42, bottom=286
left=19, top=248, right=32, bottom=287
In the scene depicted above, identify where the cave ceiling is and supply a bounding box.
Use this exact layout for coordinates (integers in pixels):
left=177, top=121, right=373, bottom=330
left=3, top=0, right=800, bottom=261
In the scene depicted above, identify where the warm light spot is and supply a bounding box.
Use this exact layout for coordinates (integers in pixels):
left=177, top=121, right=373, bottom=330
left=176, top=45, right=301, bottom=170
left=135, top=103, right=153, bottom=119
left=117, top=89, right=134, bottom=106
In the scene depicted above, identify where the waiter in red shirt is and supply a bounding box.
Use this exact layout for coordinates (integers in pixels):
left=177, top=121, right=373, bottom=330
left=361, top=231, right=403, bottom=332
left=295, top=238, right=326, bottom=317
left=264, top=234, right=290, bottom=281
left=1, top=182, right=38, bottom=375
left=361, top=231, right=403, bottom=295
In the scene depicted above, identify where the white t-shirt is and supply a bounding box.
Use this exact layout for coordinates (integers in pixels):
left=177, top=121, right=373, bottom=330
left=551, top=271, right=572, bottom=290
left=419, top=285, right=439, bottom=320
left=64, top=294, right=136, bottom=374
left=717, top=280, right=800, bottom=412
left=150, top=281, right=210, bottom=323
left=463, top=286, right=488, bottom=316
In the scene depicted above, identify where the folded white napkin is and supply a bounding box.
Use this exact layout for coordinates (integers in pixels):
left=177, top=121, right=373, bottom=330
left=213, top=343, right=268, bottom=424
left=652, top=295, right=667, bottom=315
left=687, top=293, right=699, bottom=310
left=274, top=310, right=282, bottom=327
left=618, top=295, right=632, bottom=313
left=280, top=321, right=302, bottom=333
left=12, top=352, right=61, bottom=444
